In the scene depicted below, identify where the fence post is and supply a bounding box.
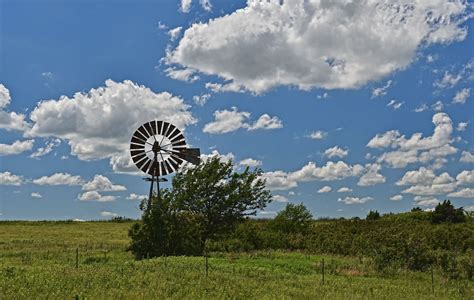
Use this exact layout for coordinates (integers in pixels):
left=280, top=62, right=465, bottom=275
left=322, top=258, right=325, bottom=285
left=75, top=248, right=79, bottom=269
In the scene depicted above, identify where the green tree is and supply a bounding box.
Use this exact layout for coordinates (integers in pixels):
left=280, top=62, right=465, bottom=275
left=270, top=203, right=313, bottom=234
left=431, top=200, right=466, bottom=224
left=366, top=210, right=380, bottom=221
left=171, top=156, right=272, bottom=249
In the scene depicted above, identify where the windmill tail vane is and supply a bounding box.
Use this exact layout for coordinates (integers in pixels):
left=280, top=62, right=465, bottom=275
left=130, top=120, right=200, bottom=210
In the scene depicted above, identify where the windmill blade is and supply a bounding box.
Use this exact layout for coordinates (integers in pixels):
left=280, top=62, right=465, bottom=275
left=168, top=127, right=180, bottom=140
left=170, top=133, right=185, bottom=144
left=140, top=159, right=153, bottom=173
left=161, top=122, right=169, bottom=136
left=131, top=135, right=146, bottom=145
left=148, top=120, right=157, bottom=136
left=157, top=121, right=163, bottom=135
left=175, top=148, right=200, bottom=165
left=163, top=160, right=174, bottom=174
left=143, top=122, right=154, bottom=137
left=137, top=125, right=150, bottom=139
left=133, top=130, right=148, bottom=142
left=130, top=143, right=145, bottom=150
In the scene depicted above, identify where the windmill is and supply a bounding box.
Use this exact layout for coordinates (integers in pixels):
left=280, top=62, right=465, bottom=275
left=130, top=121, right=200, bottom=210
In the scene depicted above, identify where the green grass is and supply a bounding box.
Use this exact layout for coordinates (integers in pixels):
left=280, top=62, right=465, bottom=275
left=0, top=221, right=472, bottom=299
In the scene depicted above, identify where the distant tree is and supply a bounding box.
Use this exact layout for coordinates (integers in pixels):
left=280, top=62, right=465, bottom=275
left=270, top=203, right=313, bottom=234
left=366, top=210, right=380, bottom=221
left=431, top=200, right=466, bottom=224
left=171, top=157, right=272, bottom=249
left=411, top=207, right=423, bottom=212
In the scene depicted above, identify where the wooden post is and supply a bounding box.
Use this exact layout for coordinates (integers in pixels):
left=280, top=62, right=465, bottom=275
left=75, top=248, right=79, bottom=269
left=321, top=258, right=325, bottom=285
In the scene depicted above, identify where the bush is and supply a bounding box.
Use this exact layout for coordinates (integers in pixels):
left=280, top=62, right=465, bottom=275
left=431, top=200, right=466, bottom=224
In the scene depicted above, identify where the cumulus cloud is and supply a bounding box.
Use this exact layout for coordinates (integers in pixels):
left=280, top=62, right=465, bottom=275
left=33, top=173, right=84, bottom=186
left=324, top=146, right=348, bottom=159
left=414, top=196, right=439, bottom=207
left=126, top=193, right=147, bottom=201
left=164, top=67, right=199, bottom=82
left=100, top=211, right=119, bottom=218
left=447, top=188, right=474, bottom=198
left=26, top=80, right=195, bottom=174
left=338, top=196, right=373, bottom=205
left=368, top=113, right=457, bottom=168
left=239, top=158, right=262, bottom=168
left=82, top=175, right=126, bottom=192
left=452, top=88, right=470, bottom=104
left=166, top=0, right=470, bottom=94
left=457, top=122, right=468, bottom=131
left=372, top=80, right=392, bottom=98
left=262, top=161, right=364, bottom=191
left=203, top=107, right=282, bottom=134
left=200, top=150, right=234, bottom=163
left=460, top=151, right=474, bottom=163
left=31, top=192, right=42, bottom=198
left=30, top=138, right=61, bottom=158
left=0, top=171, right=23, bottom=185
left=168, top=27, right=182, bottom=41
left=434, top=71, right=461, bottom=89
left=192, top=93, right=211, bottom=106
left=390, top=195, right=403, bottom=201
left=358, top=163, right=386, bottom=186
left=0, top=84, right=29, bottom=131
left=337, top=187, right=352, bottom=193
left=272, top=194, right=288, bottom=203
left=456, top=170, right=474, bottom=185
left=308, top=130, right=327, bottom=140
left=431, top=101, right=444, bottom=112
left=0, top=140, right=34, bottom=156
left=317, top=186, right=332, bottom=193
left=180, top=0, right=192, bottom=13
left=79, top=191, right=116, bottom=202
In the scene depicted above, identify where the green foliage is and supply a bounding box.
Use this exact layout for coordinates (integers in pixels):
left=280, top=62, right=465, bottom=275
left=129, top=157, right=272, bottom=258
left=366, top=210, right=380, bottom=221
left=270, top=203, right=313, bottom=234
left=431, top=200, right=466, bottom=224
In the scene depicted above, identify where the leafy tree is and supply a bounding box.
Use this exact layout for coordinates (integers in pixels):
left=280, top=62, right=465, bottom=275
left=366, top=210, right=380, bottom=221
left=411, top=207, right=422, bottom=212
left=431, top=200, right=466, bottom=224
left=170, top=157, right=271, bottom=249
left=270, top=203, right=313, bottom=234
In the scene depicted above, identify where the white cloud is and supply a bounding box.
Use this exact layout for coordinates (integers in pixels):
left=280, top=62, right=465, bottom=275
left=372, top=80, right=392, bottom=98
left=431, top=101, right=444, bottom=112
left=200, top=150, right=234, bottom=163
left=263, top=160, right=363, bottom=191
left=164, top=67, right=199, bottom=82
left=30, top=138, right=61, bottom=158
left=456, top=170, right=474, bottom=185
left=31, top=192, right=42, bottom=198
left=192, top=93, right=211, bottom=106
left=79, top=191, right=116, bottom=202
left=168, top=27, right=182, bottom=41
left=272, top=194, right=288, bottom=203
left=100, top=211, right=119, bottom=218
left=434, top=71, right=462, bottom=89
left=460, top=151, right=474, bottom=163
left=358, top=163, right=385, bottom=186
left=448, top=188, right=474, bottom=198
left=452, top=88, right=470, bottom=104
left=457, top=122, right=468, bottom=131
left=239, top=158, right=262, bottom=168
left=203, top=107, right=282, bottom=134
left=26, top=80, right=195, bottom=174
left=82, top=175, right=126, bottom=192
left=337, top=187, right=352, bottom=193
left=180, top=0, right=192, bottom=13
left=414, top=196, right=439, bottom=207
left=324, top=146, right=348, bottom=159
left=308, top=130, right=327, bottom=140
left=247, top=114, right=283, bottom=131
left=126, top=193, right=148, bottom=201
left=369, top=113, right=457, bottom=168
left=387, top=99, right=404, bottom=110
left=166, top=1, right=470, bottom=94
left=0, top=171, right=23, bottom=185
left=0, top=84, right=29, bottom=131
left=0, top=140, right=34, bottom=156
left=317, top=186, right=332, bottom=193
left=390, top=195, right=403, bottom=201
left=414, top=103, right=428, bottom=113
left=426, top=55, right=437, bottom=63
left=199, top=0, right=212, bottom=11
left=396, top=167, right=436, bottom=186
left=338, top=196, right=373, bottom=205
left=33, top=173, right=84, bottom=186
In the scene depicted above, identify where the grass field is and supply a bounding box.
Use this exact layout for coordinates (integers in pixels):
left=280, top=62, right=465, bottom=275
left=0, top=221, right=472, bottom=299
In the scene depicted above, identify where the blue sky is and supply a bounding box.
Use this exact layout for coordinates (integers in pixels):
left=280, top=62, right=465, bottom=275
left=0, top=0, right=473, bottom=220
